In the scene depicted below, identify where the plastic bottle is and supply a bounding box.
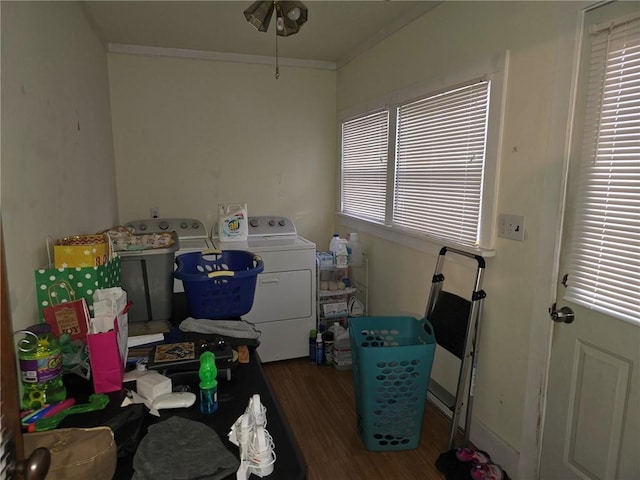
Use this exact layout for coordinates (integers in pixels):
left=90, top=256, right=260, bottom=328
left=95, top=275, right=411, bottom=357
left=18, top=324, right=67, bottom=410
left=347, top=233, right=363, bottom=266
left=322, top=329, right=335, bottom=366
left=329, top=233, right=342, bottom=265
left=335, top=239, right=349, bottom=268
left=199, top=351, right=218, bottom=414
left=217, top=203, right=248, bottom=242
left=309, top=329, right=317, bottom=363
left=324, top=322, right=343, bottom=366
left=315, top=332, right=324, bottom=366
left=333, top=325, right=352, bottom=370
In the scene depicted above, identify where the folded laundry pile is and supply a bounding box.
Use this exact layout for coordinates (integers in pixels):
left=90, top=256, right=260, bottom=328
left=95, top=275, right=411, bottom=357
left=436, top=447, right=510, bottom=480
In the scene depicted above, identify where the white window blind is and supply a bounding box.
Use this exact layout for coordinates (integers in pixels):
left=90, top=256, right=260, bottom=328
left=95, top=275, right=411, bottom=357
left=394, top=82, right=489, bottom=247
left=341, top=111, right=389, bottom=223
left=565, top=15, right=640, bottom=324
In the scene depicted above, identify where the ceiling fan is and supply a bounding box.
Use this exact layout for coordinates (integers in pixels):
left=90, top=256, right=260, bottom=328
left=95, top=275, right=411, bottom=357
left=243, top=1, right=308, bottom=78
left=244, top=1, right=308, bottom=37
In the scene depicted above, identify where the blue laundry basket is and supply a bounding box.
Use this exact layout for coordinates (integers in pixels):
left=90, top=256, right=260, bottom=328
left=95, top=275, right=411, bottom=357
left=348, top=316, right=436, bottom=451
left=174, top=249, right=264, bottom=319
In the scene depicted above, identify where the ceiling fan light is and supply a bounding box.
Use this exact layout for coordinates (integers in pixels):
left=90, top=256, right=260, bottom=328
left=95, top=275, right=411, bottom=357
left=287, top=7, right=301, bottom=21
left=274, top=1, right=308, bottom=37
left=243, top=1, right=275, bottom=32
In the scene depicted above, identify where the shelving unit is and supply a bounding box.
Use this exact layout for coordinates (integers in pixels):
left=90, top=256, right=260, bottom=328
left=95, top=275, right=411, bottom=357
left=316, top=254, right=368, bottom=332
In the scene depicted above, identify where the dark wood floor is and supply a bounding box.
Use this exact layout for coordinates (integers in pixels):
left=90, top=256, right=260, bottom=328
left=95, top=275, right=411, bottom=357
left=263, top=357, right=451, bottom=480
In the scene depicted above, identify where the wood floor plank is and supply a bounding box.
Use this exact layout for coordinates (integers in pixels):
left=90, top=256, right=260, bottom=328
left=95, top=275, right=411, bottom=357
left=263, top=358, right=450, bottom=479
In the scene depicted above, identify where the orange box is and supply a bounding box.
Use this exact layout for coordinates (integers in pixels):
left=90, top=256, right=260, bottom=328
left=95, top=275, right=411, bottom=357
left=54, top=234, right=109, bottom=268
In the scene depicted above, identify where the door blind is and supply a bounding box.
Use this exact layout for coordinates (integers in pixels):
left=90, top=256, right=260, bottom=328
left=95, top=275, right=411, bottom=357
left=341, top=111, right=389, bottom=223
left=394, top=81, right=490, bottom=247
left=565, top=15, right=640, bottom=324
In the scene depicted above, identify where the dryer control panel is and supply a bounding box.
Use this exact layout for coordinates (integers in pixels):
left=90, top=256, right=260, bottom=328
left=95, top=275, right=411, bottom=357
left=247, top=216, right=297, bottom=237
left=125, top=218, right=209, bottom=240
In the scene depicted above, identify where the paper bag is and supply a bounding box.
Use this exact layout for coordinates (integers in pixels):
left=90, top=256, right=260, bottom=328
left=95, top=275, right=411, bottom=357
left=24, top=426, right=116, bottom=480
left=93, top=287, right=129, bottom=366
left=53, top=234, right=110, bottom=268
left=42, top=280, right=91, bottom=342
left=35, top=256, right=121, bottom=323
left=87, top=288, right=129, bottom=393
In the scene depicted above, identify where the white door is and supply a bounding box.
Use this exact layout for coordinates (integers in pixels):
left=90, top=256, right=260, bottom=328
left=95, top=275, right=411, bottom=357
left=539, top=3, right=640, bottom=479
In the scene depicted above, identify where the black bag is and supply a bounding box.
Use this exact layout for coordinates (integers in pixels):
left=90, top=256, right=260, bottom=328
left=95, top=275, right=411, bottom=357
left=59, top=403, right=146, bottom=458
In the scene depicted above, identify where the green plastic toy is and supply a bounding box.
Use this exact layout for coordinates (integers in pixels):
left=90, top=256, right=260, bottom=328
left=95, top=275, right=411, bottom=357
left=32, top=393, right=109, bottom=432
left=199, top=351, right=218, bottom=414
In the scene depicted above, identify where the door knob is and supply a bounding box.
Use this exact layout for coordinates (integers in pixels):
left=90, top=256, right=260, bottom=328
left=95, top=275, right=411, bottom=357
left=550, top=303, right=575, bottom=324
left=7, top=446, right=51, bottom=480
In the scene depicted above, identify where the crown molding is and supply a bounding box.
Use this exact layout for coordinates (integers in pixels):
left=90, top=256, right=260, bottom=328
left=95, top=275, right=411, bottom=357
left=107, top=43, right=336, bottom=70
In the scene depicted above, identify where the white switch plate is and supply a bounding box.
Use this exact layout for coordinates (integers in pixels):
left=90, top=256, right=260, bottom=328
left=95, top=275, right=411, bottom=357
left=498, top=214, right=525, bottom=241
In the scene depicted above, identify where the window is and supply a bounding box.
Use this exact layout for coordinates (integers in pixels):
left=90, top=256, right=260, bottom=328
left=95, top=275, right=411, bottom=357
left=339, top=54, right=507, bottom=253
left=565, top=14, right=640, bottom=324
left=394, top=82, right=489, bottom=247
left=342, top=111, right=389, bottom=223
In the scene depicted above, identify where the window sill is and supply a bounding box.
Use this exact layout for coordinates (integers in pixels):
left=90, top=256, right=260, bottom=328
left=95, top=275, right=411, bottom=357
left=337, top=213, right=496, bottom=259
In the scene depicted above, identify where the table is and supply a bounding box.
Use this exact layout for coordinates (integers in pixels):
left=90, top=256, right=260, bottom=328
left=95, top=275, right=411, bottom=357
left=62, top=348, right=306, bottom=479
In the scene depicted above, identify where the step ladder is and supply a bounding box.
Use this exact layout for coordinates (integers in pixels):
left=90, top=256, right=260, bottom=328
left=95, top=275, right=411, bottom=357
left=425, top=247, right=486, bottom=450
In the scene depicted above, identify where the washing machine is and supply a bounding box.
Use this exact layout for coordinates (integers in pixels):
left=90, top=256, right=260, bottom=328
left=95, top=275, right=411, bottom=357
left=124, top=218, right=212, bottom=293
left=211, top=216, right=316, bottom=363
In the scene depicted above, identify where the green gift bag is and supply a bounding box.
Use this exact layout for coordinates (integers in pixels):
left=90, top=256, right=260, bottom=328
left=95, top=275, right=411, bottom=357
left=35, top=257, right=121, bottom=322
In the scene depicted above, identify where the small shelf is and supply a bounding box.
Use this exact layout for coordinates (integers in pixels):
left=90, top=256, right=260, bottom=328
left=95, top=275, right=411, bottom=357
left=316, top=253, right=368, bottom=332
left=318, top=265, right=349, bottom=271
left=318, top=287, right=357, bottom=298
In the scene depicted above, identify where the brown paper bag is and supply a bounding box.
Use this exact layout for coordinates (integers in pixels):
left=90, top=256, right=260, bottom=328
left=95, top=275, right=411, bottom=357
left=23, top=426, right=116, bottom=480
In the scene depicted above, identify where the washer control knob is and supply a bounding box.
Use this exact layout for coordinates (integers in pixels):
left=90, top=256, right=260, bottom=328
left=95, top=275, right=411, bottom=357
left=279, top=219, right=286, bottom=226
left=138, top=223, right=147, bottom=231
left=268, top=219, right=276, bottom=226
left=250, top=218, right=259, bottom=228
left=180, top=221, right=188, bottom=229
left=191, top=222, right=200, bottom=230
left=159, top=221, right=169, bottom=230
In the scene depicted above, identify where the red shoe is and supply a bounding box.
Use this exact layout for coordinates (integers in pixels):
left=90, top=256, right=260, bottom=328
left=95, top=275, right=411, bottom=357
left=455, top=447, right=491, bottom=464
left=470, top=463, right=504, bottom=480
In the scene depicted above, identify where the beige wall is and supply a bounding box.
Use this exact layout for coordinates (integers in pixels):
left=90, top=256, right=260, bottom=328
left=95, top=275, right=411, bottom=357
left=2, top=1, right=592, bottom=475
left=108, top=54, right=336, bottom=246
left=1, top=1, right=118, bottom=332
left=337, top=0, right=577, bottom=461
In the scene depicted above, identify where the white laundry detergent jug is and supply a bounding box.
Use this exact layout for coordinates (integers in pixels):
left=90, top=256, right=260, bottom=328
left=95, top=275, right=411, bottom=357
left=217, top=203, right=248, bottom=242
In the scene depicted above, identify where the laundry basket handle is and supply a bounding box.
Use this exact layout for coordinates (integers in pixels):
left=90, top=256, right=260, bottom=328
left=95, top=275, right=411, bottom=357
left=420, top=317, right=435, bottom=338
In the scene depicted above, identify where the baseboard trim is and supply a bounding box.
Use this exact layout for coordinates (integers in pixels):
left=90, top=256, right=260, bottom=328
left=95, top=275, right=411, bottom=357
left=427, top=394, right=520, bottom=479
left=470, top=417, right=520, bottom=480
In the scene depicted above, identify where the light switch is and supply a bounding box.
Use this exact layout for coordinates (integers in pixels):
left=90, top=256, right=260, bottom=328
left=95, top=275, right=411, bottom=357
left=498, top=214, right=525, bottom=241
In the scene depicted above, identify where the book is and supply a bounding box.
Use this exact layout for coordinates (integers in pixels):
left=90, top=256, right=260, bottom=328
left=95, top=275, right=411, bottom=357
left=147, top=342, right=199, bottom=370
left=127, top=333, right=165, bottom=348
left=146, top=341, right=235, bottom=372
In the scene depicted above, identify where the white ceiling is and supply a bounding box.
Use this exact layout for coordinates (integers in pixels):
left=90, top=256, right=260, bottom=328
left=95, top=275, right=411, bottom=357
left=81, top=1, right=440, bottom=67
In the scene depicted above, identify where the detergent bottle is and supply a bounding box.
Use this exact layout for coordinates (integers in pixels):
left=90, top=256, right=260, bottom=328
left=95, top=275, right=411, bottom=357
left=217, top=203, right=248, bottom=242
left=333, top=324, right=352, bottom=370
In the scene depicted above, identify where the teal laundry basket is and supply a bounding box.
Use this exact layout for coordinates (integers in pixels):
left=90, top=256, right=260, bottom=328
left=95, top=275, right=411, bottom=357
left=348, top=316, right=436, bottom=451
